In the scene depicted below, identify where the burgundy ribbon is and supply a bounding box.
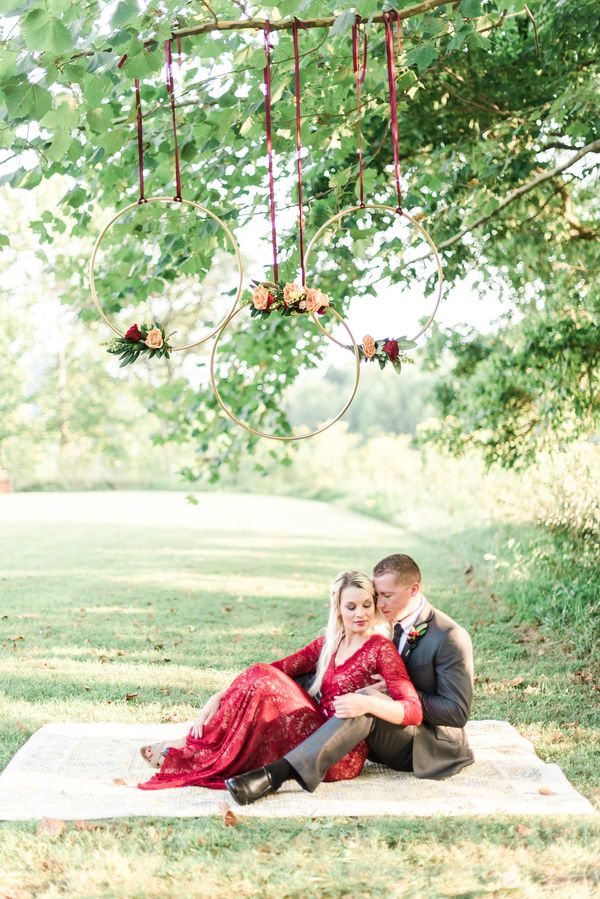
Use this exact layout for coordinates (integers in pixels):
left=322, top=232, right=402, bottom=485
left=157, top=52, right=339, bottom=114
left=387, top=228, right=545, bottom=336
left=263, top=22, right=279, bottom=282
left=134, top=79, right=147, bottom=203
left=165, top=39, right=182, bottom=201
left=384, top=12, right=402, bottom=212
left=292, top=18, right=307, bottom=286
left=352, top=18, right=368, bottom=207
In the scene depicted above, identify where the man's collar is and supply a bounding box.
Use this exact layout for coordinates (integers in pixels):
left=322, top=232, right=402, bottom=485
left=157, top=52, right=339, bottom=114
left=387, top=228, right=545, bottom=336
left=396, top=594, right=425, bottom=632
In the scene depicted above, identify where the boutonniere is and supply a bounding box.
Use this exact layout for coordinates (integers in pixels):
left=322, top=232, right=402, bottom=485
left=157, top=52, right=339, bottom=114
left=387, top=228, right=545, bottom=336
left=407, top=622, right=429, bottom=648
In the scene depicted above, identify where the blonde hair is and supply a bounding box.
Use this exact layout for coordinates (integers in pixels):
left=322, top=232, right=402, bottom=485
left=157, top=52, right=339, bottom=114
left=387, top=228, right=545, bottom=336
left=309, top=570, right=378, bottom=698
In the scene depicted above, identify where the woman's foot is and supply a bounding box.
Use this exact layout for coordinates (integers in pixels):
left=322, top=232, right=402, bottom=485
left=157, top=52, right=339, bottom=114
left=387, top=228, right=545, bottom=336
left=139, top=737, right=186, bottom=768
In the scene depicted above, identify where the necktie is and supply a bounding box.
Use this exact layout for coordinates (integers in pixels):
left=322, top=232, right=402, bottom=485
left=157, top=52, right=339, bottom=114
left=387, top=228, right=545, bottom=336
left=393, top=622, right=403, bottom=649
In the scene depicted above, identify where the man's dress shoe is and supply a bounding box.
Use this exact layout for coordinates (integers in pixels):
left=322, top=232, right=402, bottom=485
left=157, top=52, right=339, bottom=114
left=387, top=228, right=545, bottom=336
left=225, top=767, right=277, bottom=805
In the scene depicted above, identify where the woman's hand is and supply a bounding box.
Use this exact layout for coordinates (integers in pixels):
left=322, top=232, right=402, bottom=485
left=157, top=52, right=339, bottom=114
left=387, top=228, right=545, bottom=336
left=190, top=692, right=222, bottom=739
left=332, top=692, right=372, bottom=719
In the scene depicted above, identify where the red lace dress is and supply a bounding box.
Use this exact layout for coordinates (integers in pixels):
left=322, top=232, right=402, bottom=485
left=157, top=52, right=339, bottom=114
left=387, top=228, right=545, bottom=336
left=138, top=634, right=422, bottom=790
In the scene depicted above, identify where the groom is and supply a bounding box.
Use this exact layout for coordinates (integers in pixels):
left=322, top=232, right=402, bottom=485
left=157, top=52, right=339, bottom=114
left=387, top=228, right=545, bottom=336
left=226, top=553, right=475, bottom=804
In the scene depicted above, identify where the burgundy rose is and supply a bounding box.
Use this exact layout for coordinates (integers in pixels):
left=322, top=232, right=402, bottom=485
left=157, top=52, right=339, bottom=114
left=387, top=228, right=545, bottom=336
left=267, top=292, right=276, bottom=307
left=125, top=324, right=142, bottom=342
left=317, top=306, right=327, bottom=315
left=383, top=339, right=399, bottom=362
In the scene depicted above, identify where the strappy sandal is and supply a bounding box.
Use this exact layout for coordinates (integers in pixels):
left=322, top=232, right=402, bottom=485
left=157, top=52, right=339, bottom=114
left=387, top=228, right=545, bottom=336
left=139, top=741, right=170, bottom=769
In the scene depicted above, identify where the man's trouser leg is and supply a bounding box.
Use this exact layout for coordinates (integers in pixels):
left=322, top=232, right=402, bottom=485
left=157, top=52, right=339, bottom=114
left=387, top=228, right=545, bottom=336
left=367, top=720, right=415, bottom=771
left=285, top=715, right=373, bottom=791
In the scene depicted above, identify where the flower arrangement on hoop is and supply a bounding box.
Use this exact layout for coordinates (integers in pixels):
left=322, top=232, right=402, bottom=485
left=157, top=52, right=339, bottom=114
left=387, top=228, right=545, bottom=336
left=357, top=334, right=417, bottom=373
left=105, top=323, right=175, bottom=367
left=244, top=281, right=332, bottom=319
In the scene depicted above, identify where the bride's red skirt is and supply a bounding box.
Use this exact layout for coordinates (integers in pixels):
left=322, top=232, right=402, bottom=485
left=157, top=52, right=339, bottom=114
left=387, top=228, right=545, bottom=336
left=138, top=663, right=368, bottom=790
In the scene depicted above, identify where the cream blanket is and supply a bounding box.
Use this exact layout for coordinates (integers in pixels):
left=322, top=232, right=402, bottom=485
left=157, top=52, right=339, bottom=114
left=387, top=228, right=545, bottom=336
left=0, top=720, right=594, bottom=820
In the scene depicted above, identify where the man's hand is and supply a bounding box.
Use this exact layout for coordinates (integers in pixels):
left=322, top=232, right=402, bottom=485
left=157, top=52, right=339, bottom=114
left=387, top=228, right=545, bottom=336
left=355, top=674, right=388, bottom=696
left=190, top=692, right=222, bottom=739
left=332, top=692, right=373, bottom=718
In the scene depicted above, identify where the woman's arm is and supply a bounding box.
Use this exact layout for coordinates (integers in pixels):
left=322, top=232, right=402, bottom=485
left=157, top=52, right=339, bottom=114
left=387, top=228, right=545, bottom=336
left=333, top=639, right=423, bottom=726
left=190, top=688, right=227, bottom=738
left=333, top=690, right=408, bottom=724
left=270, top=636, right=324, bottom=679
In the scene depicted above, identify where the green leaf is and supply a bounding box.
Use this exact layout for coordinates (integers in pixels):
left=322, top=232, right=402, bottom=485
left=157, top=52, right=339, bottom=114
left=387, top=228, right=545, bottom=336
left=406, top=43, right=438, bottom=73
left=328, top=166, right=352, bottom=188
left=22, top=9, right=72, bottom=54
left=47, top=128, right=72, bottom=162
left=459, top=0, right=482, bottom=16
left=0, top=233, right=9, bottom=248
left=41, top=100, right=80, bottom=131
left=83, top=75, right=113, bottom=108
left=111, top=0, right=140, bottom=28
left=331, top=8, right=356, bottom=36
left=4, top=77, right=52, bottom=121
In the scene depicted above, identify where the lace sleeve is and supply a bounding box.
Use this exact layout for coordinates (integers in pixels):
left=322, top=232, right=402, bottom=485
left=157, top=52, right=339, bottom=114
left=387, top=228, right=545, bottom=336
left=270, top=637, right=324, bottom=679
left=376, top=638, right=423, bottom=726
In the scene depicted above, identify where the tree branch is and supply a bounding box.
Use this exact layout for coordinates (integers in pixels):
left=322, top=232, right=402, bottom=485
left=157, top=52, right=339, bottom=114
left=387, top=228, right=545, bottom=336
left=173, top=0, right=455, bottom=38
left=415, top=139, right=600, bottom=261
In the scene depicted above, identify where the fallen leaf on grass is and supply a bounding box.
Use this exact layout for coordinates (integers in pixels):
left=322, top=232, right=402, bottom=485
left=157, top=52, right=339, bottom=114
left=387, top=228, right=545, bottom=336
left=538, top=786, right=555, bottom=796
left=75, top=820, right=99, bottom=831
left=37, top=817, right=65, bottom=837
left=10, top=635, right=24, bottom=642
left=574, top=670, right=594, bottom=685
left=15, top=720, right=27, bottom=732
left=112, top=778, right=129, bottom=786
left=125, top=692, right=139, bottom=702
left=503, top=676, right=524, bottom=687
left=217, top=801, right=238, bottom=827
left=523, top=685, right=539, bottom=695
left=516, top=823, right=533, bottom=836
left=223, top=606, right=233, bottom=612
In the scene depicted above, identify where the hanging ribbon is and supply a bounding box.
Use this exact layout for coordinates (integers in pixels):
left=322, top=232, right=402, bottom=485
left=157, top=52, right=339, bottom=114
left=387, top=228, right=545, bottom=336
left=292, top=18, right=307, bottom=286
left=263, top=22, right=279, bottom=282
left=165, top=39, right=182, bottom=201
left=134, top=79, right=147, bottom=204
left=383, top=12, right=402, bottom=212
left=351, top=17, right=368, bottom=208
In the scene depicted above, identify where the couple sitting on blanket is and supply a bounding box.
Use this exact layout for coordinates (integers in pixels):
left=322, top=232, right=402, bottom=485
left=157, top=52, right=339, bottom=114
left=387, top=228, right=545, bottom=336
left=138, top=553, right=475, bottom=802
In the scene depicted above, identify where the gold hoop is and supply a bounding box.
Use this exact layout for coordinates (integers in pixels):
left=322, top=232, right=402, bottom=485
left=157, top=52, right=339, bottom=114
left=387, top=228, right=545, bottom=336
left=304, top=204, right=443, bottom=349
left=89, top=196, right=244, bottom=352
left=209, top=306, right=360, bottom=441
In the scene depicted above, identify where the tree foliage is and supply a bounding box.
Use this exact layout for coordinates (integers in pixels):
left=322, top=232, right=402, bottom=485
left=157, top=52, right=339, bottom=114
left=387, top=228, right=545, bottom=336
left=1, top=0, right=598, bottom=476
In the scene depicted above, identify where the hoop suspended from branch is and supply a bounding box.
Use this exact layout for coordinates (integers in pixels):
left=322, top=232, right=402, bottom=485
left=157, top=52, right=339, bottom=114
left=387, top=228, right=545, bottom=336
left=245, top=19, right=332, bottom=327
left=209, top=305, right=361, bottom=442
left=305, top=12, right=443, bottom=373
left=89, top=197, right=244, bottom=361
left=91, top=42, right=243, bottom=364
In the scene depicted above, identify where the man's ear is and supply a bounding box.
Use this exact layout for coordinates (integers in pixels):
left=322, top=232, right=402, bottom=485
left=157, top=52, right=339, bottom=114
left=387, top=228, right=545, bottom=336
left=411, top=582, right=421, bottom=597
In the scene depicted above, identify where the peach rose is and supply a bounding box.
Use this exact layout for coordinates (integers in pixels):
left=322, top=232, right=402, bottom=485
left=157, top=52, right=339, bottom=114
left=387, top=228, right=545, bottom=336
left=283, top=283, right=303, bottom=306
left=252, top=284, right=270, bottom=310
left=305, top=288, right=321, bottom=314
left=362, top=335, right=376, bottom=358
left=145, top=327, right=164, bottom=349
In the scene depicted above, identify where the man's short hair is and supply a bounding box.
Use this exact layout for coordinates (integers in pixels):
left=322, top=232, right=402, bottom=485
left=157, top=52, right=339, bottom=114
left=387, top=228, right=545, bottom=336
left=373, top=553, right=421, bottom=586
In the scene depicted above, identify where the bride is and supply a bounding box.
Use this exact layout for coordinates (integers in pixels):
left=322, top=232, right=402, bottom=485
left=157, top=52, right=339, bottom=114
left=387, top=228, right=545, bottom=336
left=138, top=570, right=422, bottom=791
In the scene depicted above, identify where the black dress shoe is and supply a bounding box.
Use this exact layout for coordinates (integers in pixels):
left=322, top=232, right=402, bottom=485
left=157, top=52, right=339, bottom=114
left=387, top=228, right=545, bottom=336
left=225, top=767, right=278, bottom=805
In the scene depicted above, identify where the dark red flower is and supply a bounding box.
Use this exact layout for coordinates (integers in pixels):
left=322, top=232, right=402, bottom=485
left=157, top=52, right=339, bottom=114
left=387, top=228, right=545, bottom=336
left=383, top=339, right=399, bottom=362
left=125, top=324, right=142, bottom=342
left=317, top=306, right=327, bottom=315
left=267, top=292, right=276, bottom=307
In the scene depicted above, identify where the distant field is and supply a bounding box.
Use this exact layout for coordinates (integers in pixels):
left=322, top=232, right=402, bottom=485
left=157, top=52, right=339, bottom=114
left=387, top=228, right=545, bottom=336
left=0, top=492, right=598, bottom=898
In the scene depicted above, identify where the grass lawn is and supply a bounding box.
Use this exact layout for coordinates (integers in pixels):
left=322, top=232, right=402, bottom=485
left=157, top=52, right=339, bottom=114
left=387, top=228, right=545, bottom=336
left=0, top=492, right=598, bottom=898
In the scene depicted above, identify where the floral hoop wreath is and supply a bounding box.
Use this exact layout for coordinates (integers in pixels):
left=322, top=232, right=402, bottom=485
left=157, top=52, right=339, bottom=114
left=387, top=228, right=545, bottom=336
left=209, top=305, right=360, bottom=441
left=304, top=204, right=443, bottom=368
left=89, top=196, right=244, bottom=354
